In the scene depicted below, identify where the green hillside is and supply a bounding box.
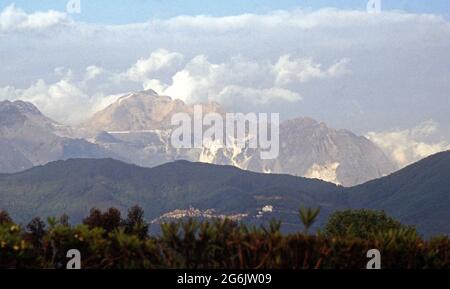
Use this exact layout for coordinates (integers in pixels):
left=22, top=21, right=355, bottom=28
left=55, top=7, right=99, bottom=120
left=0, top=151, right=448, bottom=236
left=347, top=150, right=450, bottom=236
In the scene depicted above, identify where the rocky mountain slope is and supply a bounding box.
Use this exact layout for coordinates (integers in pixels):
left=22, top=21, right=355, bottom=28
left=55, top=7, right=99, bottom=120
left=82, top=90, right=397, bottom=186
left=83, top=89, right=222, bottom=132
left=0, top=100, right=116, bottom=172
left=0, top=90, right=397, bottom=185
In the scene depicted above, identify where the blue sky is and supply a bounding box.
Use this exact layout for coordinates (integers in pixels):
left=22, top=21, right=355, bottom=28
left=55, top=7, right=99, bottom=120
left=1, top=0, right=449, bottom=23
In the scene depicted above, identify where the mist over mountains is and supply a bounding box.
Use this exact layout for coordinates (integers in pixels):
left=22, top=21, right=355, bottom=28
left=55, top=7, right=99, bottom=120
left=0, top=89, right=397, bottom=186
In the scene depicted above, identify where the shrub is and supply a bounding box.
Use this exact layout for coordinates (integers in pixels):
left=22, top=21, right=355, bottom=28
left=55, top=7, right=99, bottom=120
left=324, top=209, right=418, bottom=239
left=0, top=208, right=448, bottom=269
left=0, top=210, right=13, bottom=225
left=123, top=205, right=149, bottom=240
left=83, top=208, right=122, bottom=233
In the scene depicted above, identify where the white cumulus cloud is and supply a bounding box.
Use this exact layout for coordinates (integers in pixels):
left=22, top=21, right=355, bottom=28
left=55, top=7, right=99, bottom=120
left=125, top=49, right=184, bottom=82
left=154, top=54, right=340, bottom=105
left=0, top=4, right=69, bottom=31
left=0, top=68, right=121, bottom=124
left=366, top=120, right=450, bottom=167
left=274, top=56, right=350, bottom=85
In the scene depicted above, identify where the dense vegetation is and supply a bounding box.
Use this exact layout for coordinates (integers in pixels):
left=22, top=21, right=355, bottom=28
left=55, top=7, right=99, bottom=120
left=0, top=207, right=449, bottom=269
left=1, top=151, right=449, bottom=237
left=324, top=209, right=418, bottom=239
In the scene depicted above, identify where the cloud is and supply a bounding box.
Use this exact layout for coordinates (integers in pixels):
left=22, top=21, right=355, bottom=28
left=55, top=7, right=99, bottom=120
left=0, top=50, right=318, bottom=122
left=125, top=49, right=183, bottom=82
left=84, top=66, right=103, bottom=82
left=366, top=120, right=450, bottom=167
left=153, top=54, right=341, bottom=105
left=1, top=78, right=87, bottom=124
left=157, top=9, right=445, bottom=32
left=0, top=5, right=449, bottom=142
left=161, top=54, right=237, bottom=103
left=0, top=4, right=69, bottom=31
left=274, top=56, right=350, bottom=85
left=218, top=86, right=301, bottom=104
left=0, top=68, right=121, bottom=124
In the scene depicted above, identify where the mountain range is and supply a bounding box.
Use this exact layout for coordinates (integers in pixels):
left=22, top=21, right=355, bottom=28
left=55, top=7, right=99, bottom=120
left=0, top=100, right=114, bottom=173
left=0, top=151, right=448, bottom=237
left=0, top=89, right=397, bottom=186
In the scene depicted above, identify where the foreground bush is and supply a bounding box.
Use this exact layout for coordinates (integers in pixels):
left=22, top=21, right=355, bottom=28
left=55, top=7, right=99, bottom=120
left=325, top=209, right=418, bottom=239
left=0, top=208, right=449, bottom=269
